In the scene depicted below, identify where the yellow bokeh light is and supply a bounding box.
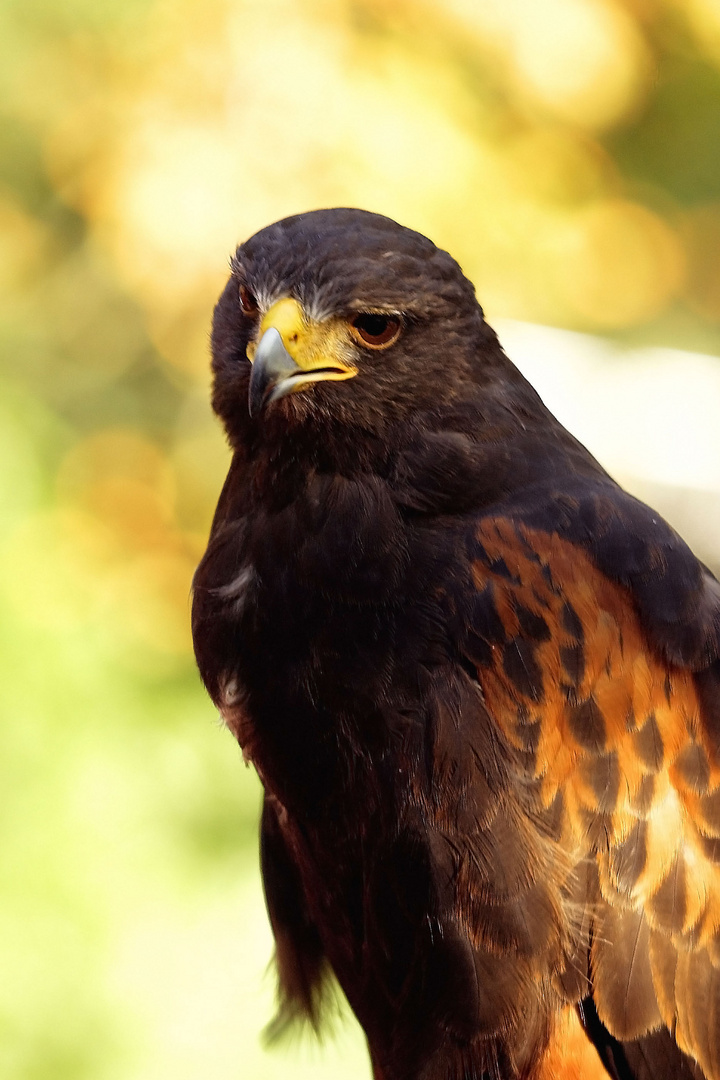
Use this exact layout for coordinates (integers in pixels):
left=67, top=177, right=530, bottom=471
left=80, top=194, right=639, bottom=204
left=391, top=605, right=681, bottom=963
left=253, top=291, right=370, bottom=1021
left=552, top=198, right=685, bottom=327
left=50, top=429, right=208, bottom=658
left=1, top=507, right=120, bottom=633
left=0, top=196, right=47, bottom=292
left=510, top=0, right=650, bottom=129
left=104, top=551, right=196, bottom=657
left=107, top=121, right=243, bottom=300
left=87, top=7, right=499, bottom=318
left=681, top=203, right=720, bottom=321
left=443, top=0, right=650, bottom=129
left=36, top=0, right=694, bottom=348
left=57, top=429, right=177, bottom=550
left=146, top=303, right=218, bottom=377
left=672, top=0, right=720, bottom=64
left=507, top=127, right=616, bottom=205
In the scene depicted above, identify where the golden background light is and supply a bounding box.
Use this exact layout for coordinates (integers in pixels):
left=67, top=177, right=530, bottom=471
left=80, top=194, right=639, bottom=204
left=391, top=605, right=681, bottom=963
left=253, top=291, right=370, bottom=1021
left=2, top=0, right=720, bottom=1077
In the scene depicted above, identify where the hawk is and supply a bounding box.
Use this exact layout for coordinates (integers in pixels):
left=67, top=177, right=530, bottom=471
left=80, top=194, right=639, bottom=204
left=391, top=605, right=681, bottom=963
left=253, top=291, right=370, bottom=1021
left=192, top=208, right=720, bottom=1080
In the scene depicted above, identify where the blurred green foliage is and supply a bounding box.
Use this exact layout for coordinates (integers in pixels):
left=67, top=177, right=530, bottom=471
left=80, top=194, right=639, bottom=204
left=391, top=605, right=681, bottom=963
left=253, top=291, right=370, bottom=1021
left=2, top=0, right=720, bottom=1076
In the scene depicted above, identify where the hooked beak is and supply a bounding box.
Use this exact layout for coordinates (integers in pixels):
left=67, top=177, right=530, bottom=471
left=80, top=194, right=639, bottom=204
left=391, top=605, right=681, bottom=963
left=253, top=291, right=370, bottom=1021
left=247, top=298, right=357, bottom=417
left=248, top=328, right=305, bottom=417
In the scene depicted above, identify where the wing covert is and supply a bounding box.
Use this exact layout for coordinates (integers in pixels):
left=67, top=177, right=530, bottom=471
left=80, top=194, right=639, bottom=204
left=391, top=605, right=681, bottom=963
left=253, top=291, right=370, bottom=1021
left=454, top=514, right=720, bottom=1078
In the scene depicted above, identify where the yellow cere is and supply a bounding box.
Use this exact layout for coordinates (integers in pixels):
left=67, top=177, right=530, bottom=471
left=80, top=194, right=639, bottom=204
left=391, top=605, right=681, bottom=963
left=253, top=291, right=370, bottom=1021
left=254, top=297, right=357, bottom=379
left=257, top=297, right=307, bottom=353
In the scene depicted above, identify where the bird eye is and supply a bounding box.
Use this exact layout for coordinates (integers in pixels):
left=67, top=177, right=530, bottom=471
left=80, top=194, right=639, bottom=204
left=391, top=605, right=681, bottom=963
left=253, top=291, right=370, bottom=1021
left=349, top=312, right=402, bottom=349
left=239, top=285, right=259, bottom=317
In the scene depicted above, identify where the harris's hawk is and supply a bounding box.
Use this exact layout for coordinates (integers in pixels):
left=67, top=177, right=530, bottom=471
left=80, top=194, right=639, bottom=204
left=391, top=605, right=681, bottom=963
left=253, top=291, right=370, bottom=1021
left=192, top=208, right=720, bottom=1080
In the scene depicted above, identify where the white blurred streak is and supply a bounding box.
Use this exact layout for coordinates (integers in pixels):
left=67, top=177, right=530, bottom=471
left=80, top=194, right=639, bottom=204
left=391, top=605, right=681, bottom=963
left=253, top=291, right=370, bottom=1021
left=497, top=320, right=720, bottom=569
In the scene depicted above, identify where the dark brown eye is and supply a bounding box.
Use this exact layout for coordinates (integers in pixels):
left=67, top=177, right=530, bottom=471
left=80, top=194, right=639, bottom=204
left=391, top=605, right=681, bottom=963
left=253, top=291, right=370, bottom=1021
left=349, top=312, right=402, bottom=349
left=239, top=285, right=258, bottom=317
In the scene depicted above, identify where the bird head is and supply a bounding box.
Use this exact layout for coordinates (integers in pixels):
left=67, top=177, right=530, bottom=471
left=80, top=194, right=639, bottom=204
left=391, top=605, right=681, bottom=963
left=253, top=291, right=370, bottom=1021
left=210, top=209, right=499, bottom=454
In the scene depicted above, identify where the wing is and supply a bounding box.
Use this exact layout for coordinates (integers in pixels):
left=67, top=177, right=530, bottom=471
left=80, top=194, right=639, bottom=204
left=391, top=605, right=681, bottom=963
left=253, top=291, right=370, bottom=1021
left=452, top=504, right=720, bottom=1079
left=260, top=793, right=331, bottom=1037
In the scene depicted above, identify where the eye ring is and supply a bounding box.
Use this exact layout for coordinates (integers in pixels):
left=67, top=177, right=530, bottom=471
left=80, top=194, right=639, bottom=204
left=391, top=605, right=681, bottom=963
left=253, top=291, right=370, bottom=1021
left=349, top=312, right=402, bottom=350
left=239, top=285, right=259, bottom=318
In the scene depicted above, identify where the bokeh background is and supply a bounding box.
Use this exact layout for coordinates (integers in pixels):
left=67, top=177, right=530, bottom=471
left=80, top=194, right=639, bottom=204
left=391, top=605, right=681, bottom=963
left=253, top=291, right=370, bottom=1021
left=3, top=0, right=720, bottom=1076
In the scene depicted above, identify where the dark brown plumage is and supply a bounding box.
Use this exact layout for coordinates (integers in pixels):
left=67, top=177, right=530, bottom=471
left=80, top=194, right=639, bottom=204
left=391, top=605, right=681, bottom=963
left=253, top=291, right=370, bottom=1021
left=192, top=208, right=720, bottom=1080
